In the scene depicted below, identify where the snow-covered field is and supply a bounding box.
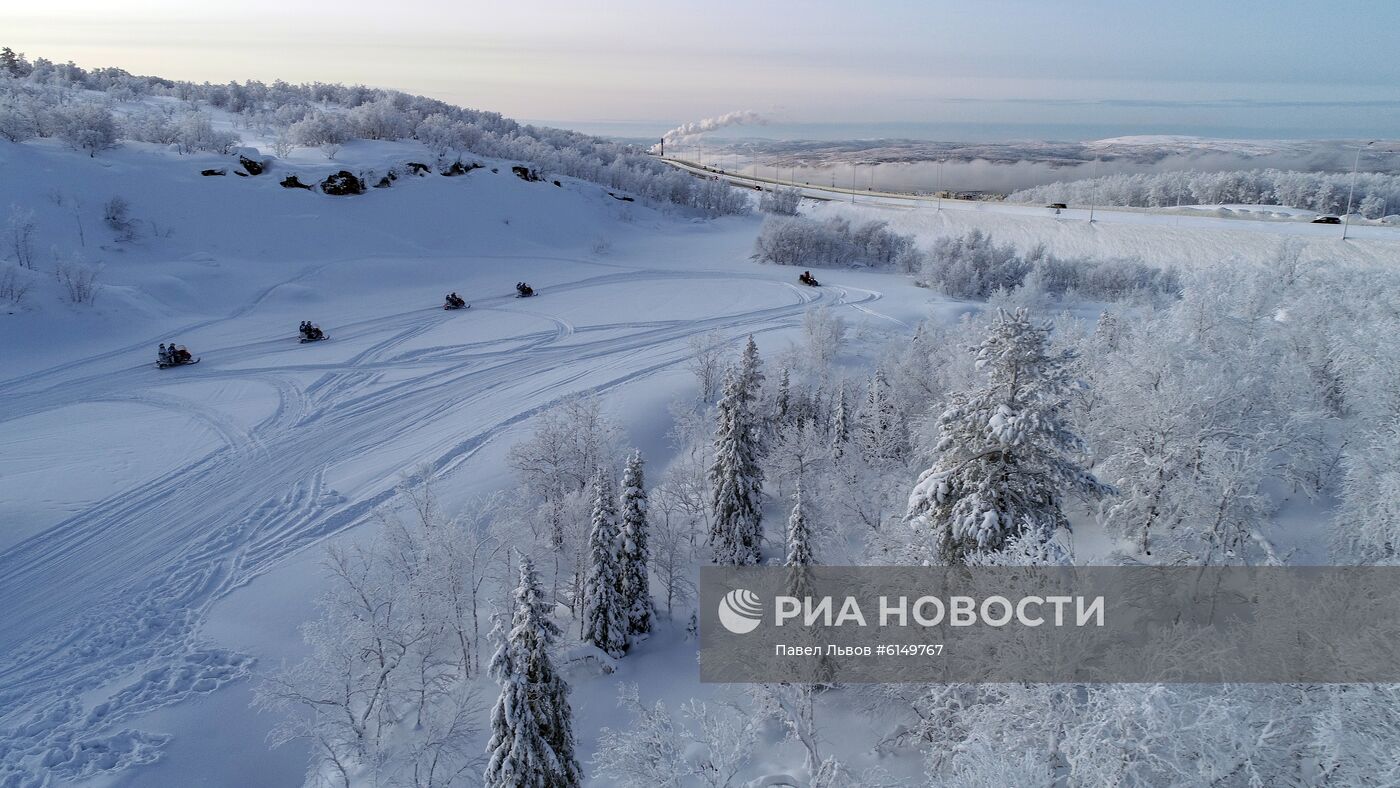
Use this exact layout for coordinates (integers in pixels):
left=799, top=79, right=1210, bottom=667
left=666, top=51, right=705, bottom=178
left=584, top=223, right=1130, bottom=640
left=4, top=117, right=1400, bottom=785
left=0, top=137, right=938, bottom=784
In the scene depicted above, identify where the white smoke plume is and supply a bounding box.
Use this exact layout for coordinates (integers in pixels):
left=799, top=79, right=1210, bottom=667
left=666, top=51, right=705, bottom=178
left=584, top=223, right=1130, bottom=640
left=661, top=110, right=767, bottom=143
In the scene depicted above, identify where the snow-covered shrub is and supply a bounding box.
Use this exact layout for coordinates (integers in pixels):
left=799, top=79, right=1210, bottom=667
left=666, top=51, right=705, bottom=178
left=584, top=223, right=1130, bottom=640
left=1010, top=168, right=1400, bottom=215
left=759, top=186, right=802, bottom=215
left=594, top=685, right=759, bottom=788
left=0, top=262, right=32, bottom=304
left=51, top=101, right=118, bottom=156
left=922, top=229, right=1180, bottom=302
left=6, top=205, right=36, bottom=269
left=119, top=108, right=174, bottom=145
left=171, top=111, right=237, bottom=154
left=921, top=229, right=1029, bottom=298
left=55, top=257, right=100, bottom=304
left=752, top=215, right=923, bottom=270
left=288, top=111, right=350, bottom=159
left=0, top=89, right=40, bottom=142
left=103, top=196, right=136, bottom=241
left=346, top=96, right=413, bottom=141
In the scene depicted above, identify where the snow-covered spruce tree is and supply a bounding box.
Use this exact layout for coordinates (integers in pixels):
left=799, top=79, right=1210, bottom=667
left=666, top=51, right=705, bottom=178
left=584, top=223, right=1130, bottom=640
left=785, top=482, right=816, bottom=570
left=906, top=308, right=1108, bottom=564
left=486, top=557, right=582, bottom=788
left=856, top=368, right=906, bottom=465
left=709, top=366, right=765, bottom=565
left=619, top=450, right=654, bottom=638
left=774, top=366, right=792, bottom=425
left=581, top=471, right=629, bottom=657
left=830, top=380, right=850, bottom=457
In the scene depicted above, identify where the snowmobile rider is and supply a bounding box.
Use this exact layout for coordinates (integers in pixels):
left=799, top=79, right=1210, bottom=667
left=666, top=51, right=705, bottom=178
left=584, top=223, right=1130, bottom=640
left=158, top=343, right=170, bottom=365
left=516, top=282, right=533, bottom=297
left=445, top=292, right=465, bottom=308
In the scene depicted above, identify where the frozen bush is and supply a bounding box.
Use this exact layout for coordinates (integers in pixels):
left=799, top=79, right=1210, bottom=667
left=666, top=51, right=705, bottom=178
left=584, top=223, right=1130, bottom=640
left=1011, top=168, right=1400, bottom=215
left=759, top=186, right=802, bottom=215
left=55, top=258, right=100, bottom=304
left=103, top=196, right=137, bottom=241
left=6, top=205, right=36, bottom=269
left=0, top=263, right=32, bottom=304
left=52, top=101, right=118, bottom=156
left=923, top=229, right=1180, bottom=302
left=172, top=111, right=237, bottom=154
left=752, top=215, right=923, bottom=270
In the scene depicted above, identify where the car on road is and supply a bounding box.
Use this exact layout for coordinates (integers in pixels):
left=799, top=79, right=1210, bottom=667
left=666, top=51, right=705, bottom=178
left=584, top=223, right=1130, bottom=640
left=1047, top=203, right=1068, bottom=210
left=1312, top=215, right=1341, bottom=224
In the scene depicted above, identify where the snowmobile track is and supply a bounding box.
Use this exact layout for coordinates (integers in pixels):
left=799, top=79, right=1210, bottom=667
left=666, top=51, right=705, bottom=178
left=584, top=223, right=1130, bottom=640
left=0, top=264, right=849, bottom=782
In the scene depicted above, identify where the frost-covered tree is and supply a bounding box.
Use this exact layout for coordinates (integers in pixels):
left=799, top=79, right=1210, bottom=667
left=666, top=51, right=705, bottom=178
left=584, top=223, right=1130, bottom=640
left=802, top=305, right=846, bottom=369
left=758, top=185, right=802, bottom=215
left=709, top=365, right=765, bottom=565
left=594, top=686, right=759, bottom=788
left=1335, top=418, right=1400, bottom=562
left=856, top=368, right=906, bottom=465
left=686, top=330, right=727, bottom=404
left=53, top=102, right=117, bottom=156
left=172, top=111, right=237, bottom=154
left=618, top=450, right=654, bottom=638
left=486, top=557, right=582, bottom=788
left=580, top=471, right=628, bottom=656
left=737, top=335, right=765, bottom=417
left=785, top=482, right=816, bottom=570
left=906, top=308, right=1107, bottom=563
left=830, top=380, right=850, bottom=456
left=774, top=366, right=792, bottom=425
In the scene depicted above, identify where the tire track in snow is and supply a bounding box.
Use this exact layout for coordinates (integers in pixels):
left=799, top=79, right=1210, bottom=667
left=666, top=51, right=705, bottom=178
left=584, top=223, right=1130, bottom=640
left=0, top=267, right=838, bottom=782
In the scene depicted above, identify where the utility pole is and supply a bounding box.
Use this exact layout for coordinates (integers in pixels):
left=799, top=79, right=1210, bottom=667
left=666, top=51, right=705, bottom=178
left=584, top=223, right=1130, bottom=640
left=1087, top=158, right=1098, bottom=223
left=1343, top=140, right=1378, bottom=240
left=936, top=160, right=943, bottom=211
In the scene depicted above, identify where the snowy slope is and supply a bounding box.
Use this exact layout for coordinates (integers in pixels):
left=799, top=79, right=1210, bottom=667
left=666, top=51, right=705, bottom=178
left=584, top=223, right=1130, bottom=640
left=4, top=126, right=1398, bottom=785
left=0, top=137, right=944, bottom=785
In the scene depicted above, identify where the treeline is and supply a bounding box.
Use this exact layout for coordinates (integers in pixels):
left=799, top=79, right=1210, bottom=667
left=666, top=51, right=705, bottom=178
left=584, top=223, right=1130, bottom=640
left=1009, top=168, right=1400, bottom=218
left=754, top=216, right=1181, bottom=302
left=0, top=47, right=749, bottom=216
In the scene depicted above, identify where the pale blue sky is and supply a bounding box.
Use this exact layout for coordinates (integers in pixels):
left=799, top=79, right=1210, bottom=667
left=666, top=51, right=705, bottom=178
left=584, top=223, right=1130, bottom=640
left=8, top=0, right=1399, bottom=138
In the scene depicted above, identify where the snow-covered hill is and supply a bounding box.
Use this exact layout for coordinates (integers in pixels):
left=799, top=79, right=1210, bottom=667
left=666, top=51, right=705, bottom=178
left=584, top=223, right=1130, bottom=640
left=4, top=77, right=1400, bottom=786
left=0, top=129, right=943, bottom=785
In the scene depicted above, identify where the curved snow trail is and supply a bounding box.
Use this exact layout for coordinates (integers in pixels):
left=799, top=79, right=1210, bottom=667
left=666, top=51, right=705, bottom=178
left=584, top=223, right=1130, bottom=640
left=0, top=264, right=847, bottom=782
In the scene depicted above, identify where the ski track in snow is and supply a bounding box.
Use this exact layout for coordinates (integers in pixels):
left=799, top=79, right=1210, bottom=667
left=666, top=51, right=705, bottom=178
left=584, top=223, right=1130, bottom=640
left=0, top=260, right=845, bottom=784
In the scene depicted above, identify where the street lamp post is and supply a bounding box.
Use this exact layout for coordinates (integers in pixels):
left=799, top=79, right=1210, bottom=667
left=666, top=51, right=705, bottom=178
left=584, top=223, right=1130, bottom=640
left=1343, top=140, right=1378, bottom=241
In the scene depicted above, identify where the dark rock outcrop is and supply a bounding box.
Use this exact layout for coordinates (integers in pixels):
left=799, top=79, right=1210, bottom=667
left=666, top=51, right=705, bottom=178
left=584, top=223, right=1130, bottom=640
left=280, top=175, right=313, bottom=190
left=552, top=180, right=561, bottom=187
left=607, top=192, right=635, bottom=202
left=374, top=171, right=397, bottom=188
left=406, top=162, right=432, bottom=176
left=238, top=155, right=264, bottom=175
left=511, top=165, right=542, bottom=182
left=320, top=170, right=366, bottom=196
left=442, top=161, right=482, bottom=177
left=201, top=168, right=226, bottom=176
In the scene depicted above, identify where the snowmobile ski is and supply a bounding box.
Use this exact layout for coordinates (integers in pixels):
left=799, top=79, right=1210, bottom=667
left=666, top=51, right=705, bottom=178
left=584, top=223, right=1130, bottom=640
left=157, top=357, right=200, bottom=369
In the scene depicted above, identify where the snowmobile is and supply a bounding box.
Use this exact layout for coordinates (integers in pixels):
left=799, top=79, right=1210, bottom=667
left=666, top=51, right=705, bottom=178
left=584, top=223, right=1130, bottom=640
left=157, top=344, right=199, bottom=369
left=515, top=282, right=536, bottom=298
left=444, top=292, right=469, bottom=310
left=299, top=322, right=328, bottom=343
left=798, top=271, right=820, bottom=287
